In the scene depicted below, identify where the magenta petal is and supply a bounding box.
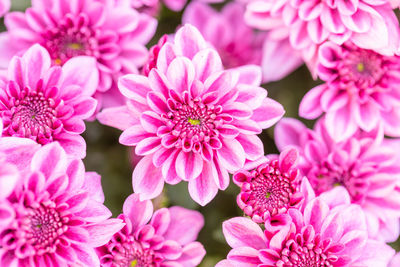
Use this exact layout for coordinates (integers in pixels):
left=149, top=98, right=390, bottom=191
left=174, top=24, right=207, bottom=59
left=97, top=106, right=137, bottom=131
left=222, top=217, right=267, bottom=250
left=119, top=74, right=151, bottom=103
left=227, top=247, right=261, bottom=266
left=61, top=56, right=99, bottom=97
left=82, top=172, right=104, bottom=203
left=22, top=44, right=51, bottom=90
left=278, top=147, right=299, bottom=172
left=132, top=155, right=165, bottom=200
left=119, top=125, right=154, bottom=146
left=159, top=240, right=182, bottom=260
left=192, top=48, right=223, bottom=82
left=150, top=208, right=171, bottom=236
left=176, top=242, right=206, bottom=266
left=216, top=138, right=245, bottom=172
left=188, top=161, right=218, bottom=206
left=164, top=206, right=204, bottom=245
left=251, top=98, right=285, bottom=128
left=30, top=142, right=66, bottom=178
left=123, top=193, right=153, bottom=231
left=235, top=134, right=264, bottom=161
left=175, top=151, right=203, bottom=181
left=299, top=84, right=326, bottom=119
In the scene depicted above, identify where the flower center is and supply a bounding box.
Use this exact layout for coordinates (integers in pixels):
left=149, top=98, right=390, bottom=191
left=7, top=91, right=61, bottom=143
left=164, top=98, right=224, bottom=153
left=187, top=117, right=201, bottom=126
left=277, top=229, right=335, bottom=266
left=338, top=46, right=385, bottom=98
left=310, top=161, right=367, bottom=203
left=42, top=15, right=99, bottom=65
left=24, top=203, right=68, bottom=253
left=112, top=240, right=156, bottom=267
left=238, top=160, right=299, bottom=217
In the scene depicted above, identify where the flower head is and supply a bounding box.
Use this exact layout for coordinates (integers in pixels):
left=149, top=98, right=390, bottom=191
left=98, top=24, right=285, bottom=205
left=234, top=148, right=305, bottom=222
left=300, top=42, right=400, bottom=139
left=97, top=193, right=205, bottom=266
left=4, top=0, right=157, bottom=107
left=244, top=0, right=400, bottom=71
left=0, top=142, right=124, bottom=267
left=275, top=117, right=400, bottom=241
left=0, top=44, right=98, bottom=158
left=217, top=187, right=395, bottom=267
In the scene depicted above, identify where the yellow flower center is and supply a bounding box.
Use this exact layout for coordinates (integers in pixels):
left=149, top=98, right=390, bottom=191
left=130, top=259, right=138, bottom=267
left=356, top=62, right=365, bottom=72
left=188, top=118, right=201, bottom=126
left=265, top=192, right=271, bottom=199
left=67, top=43, right=83, bottom=50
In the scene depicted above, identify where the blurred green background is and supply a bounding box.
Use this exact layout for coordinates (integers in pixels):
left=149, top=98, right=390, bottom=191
left=8, top=0, right=400, bottom=266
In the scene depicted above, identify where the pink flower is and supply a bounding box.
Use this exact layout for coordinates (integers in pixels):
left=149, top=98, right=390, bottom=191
left=217, top=187, right=395, bottom=267
left=182, top=2, right=303, bottom=83
left=244, top=0, right=400, bottom=71
left=0, top=142, right=124, bottom=267
left=300, top=42, right=400, bottom=140
left=0, top=44, right=98, bottom=158
left=97, top=193, right=205, bottom=266
left=3, top=0, right=157, bottom=108
left=233, top=148, right=306, bottom=223
left=0, top=0, right=9, bottom=17
left=98, top=24, right=285, bottom=205
left=275, top=117, right=400, bottom=241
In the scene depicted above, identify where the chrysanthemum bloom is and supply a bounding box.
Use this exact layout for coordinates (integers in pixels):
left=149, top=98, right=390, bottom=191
left=233, top=148, right=306, bottom=223
left=244, top=0, right=400, bottom=72
left=98, top=24, right=285, bottom=205
left=275, top=117, right=400, bottom=241
left=97, top=193, right=206, bottom=266
left=0, top=142, right=124, bottom=266
left=0, top=0, right=9, bottom=17
left=216, top=187, right=395, bottom=267
left=300, top=42, right=400, bottom=140
left=183, top=2, right=302, bottom=82
left=0, top=44, right=98, bottom=158
left=3, top=0, right=157, bottom=107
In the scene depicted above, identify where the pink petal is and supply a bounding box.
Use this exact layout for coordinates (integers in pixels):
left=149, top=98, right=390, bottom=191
left=61, top=56, right=99, bottom=96
left=97, top=106, right=137, bottom=131
left=176, top=151, right=203, bottom=181
left=188, top=161, right=218, bottom=206
left=30, top=142, right=67, bottom=179
left=119, top=125, right=154, bottom=146
left=174, top=24, right=207, bottom=59
left=251, top=98, right=285, bottom=128
left=132, top=155, right=165, bottom=200
left=164, top=206, right=204, bottom=245
left=123, top=193, right=153, bottom=231
left=118, top=74, right=151, bottom=103
left=216, top=138, right=245, bottom=172
left=222, top=217, right=267, bottom=250
left=192, top=48, right=223, bottom=82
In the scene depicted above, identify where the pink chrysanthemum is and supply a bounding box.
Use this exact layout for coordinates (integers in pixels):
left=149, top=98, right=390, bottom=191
left=98, top=24, right=285, bottom=205
left=97, top=193, right=205, bottom=266
left=233, top=148, right=306, bottom=223
left=0, top=44, right=98, bottom=158
left=0, top=142, right=124, bottom=267
left=3, top=0, right=157, bottom=107
left=182, top=2, right=302, bottom=82
left=300, top=42, right=400, bottom=140
left=244, top=0, right=400, bottom=71
left=216, top=187, right=395, bottom=267
left=275, top=117, right=400, bottom=241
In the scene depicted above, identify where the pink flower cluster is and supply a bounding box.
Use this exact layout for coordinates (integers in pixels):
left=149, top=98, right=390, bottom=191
left=1, top=0, right=400, bottom=265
